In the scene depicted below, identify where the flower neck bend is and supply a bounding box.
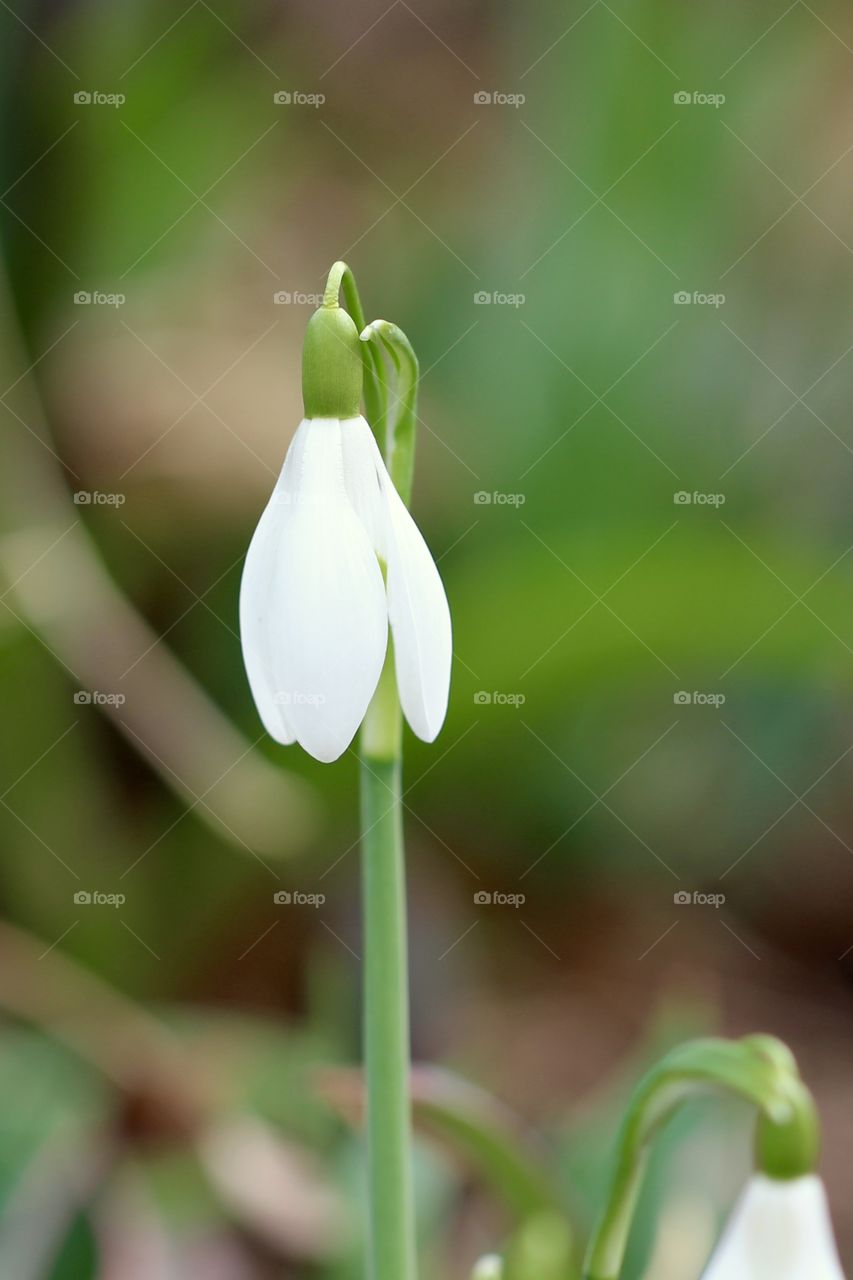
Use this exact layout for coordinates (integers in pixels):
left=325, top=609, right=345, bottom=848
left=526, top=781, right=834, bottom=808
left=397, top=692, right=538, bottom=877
left=581, top=1036, right=821, bottom=1280
left=756, top=1076, right=819, bottom=1181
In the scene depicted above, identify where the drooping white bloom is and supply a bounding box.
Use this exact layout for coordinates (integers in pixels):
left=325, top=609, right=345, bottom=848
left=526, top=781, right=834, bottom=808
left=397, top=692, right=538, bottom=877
left=239, top=415, right=451, bottom=763
left=701, top=1174, right=845, bottom=1280
left=470, top=1255, right=503, bottom=1280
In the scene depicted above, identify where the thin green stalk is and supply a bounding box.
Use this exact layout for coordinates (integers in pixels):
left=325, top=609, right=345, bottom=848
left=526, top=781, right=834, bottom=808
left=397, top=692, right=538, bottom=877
left=324, top=260, right=388, bottom=443
left=360, top=657, right=415, bottom=1280
left=582, top=1036, right=813, bottom=1280
left=339, top=259, right=420, bottom=1280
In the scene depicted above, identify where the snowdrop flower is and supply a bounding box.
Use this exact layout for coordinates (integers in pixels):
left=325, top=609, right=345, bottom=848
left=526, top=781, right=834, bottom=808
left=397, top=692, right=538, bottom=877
left=470, top=1256, right=503, bottom=1279
left=701, top=1174, right=845, bottom=1280
left=239, top=297, right=451, bottom=763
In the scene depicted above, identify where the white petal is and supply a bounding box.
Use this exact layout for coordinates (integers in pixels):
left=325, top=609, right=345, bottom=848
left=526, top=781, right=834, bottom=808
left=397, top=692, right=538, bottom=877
left=239, top=425, right=307, bottom=745
left=702, top=1175, right=846, bottom=1280
left=240, top=418, right=388, bottom=762
left=342, top=418, right=451, bottom=742
left=338, top=415, right=387, bottom=556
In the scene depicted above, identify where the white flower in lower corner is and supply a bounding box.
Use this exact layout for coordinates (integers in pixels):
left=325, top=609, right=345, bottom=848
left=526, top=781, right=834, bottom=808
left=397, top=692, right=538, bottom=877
left=239, top=415, right=451, bottom=763
left=701, top=1174, right=845, bottom=1280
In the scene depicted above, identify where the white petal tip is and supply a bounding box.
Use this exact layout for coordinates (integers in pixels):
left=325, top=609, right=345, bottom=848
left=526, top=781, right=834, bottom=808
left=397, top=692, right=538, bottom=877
left=296, top=731, right=354, bottom=764
left=266, top=724, right=296, bottom=747
left=407, top=697, right=449, bottom=744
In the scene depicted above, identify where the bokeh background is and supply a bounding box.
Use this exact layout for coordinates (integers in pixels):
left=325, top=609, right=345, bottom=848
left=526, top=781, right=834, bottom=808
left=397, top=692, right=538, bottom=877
left=1, top=0, right=852, bottom=1275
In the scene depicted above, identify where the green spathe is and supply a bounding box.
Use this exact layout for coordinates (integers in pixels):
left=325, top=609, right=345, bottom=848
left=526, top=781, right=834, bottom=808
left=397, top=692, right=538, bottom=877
left=756, top=1077, right=820, bottom=1181
left=302, top=302, right=363, bottom=419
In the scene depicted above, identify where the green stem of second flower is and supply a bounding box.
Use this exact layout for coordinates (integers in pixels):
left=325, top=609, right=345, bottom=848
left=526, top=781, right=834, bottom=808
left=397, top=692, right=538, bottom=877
left=360, top=657, right=415, bottom=1280
left=581, top=1037, right=806, bottom=1280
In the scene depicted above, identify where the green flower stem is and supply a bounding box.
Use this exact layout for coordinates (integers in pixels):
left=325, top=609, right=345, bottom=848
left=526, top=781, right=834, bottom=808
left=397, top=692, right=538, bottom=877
left=360, top=663, right=415, bottom=1280
left=342, top=261, right=422, bottom=1280
left=581, top=1036, right=811, bottom=1280
left=323, top=261, right=387, bottom=443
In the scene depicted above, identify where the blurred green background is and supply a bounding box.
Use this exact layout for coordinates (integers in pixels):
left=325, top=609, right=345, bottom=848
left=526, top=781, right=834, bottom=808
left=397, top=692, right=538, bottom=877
left=1, top=0, right=852, bottom=1275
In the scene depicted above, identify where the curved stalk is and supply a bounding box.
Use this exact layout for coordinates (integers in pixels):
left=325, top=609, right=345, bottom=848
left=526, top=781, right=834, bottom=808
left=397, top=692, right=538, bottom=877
left=323, top=261, right=387, bottom=445
left=582, top=1036, right=811, bottom=1280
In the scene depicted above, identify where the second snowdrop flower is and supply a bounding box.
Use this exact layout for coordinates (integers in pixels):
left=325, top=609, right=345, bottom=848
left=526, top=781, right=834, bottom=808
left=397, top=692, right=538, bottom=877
left=702, top=1074, right=845, bottom=1280
left=701, top=1173, right=845, bottom=1280
left=240, top=278, right=451, bottom=763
